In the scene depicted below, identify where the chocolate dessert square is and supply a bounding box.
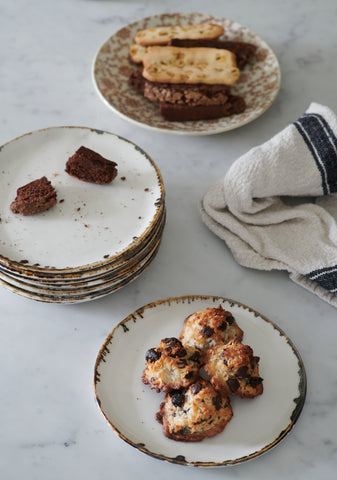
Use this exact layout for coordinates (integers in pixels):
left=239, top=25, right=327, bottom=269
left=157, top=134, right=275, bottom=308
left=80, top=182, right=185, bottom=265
left=65, top=146, right=118, bottom=184
left=159, top=95, right=246, bottom=121
left=10, top=176, right=57, bottom=216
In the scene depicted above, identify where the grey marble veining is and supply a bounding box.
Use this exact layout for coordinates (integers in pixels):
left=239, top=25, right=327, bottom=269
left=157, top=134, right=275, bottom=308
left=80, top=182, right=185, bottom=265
left=1, top=0, right=337, bottom=479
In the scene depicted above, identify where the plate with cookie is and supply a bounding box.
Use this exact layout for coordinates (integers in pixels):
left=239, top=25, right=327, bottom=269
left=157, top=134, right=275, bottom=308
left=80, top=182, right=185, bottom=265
left=94, top=295, right=306, bottom=466
left=93, top=12, right=281, bottom=135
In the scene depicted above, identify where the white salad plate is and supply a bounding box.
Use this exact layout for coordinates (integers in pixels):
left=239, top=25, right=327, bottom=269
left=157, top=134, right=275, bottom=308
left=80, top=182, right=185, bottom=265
left=93, top=12, right=281, bottom=136
left=0, top=127, right=165, bottom=302
left=94, top=295, right=306, bottom=467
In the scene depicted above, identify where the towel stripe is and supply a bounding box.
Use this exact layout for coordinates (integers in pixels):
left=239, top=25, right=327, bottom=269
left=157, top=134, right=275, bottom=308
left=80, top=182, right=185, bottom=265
left=294, top=113, right=337, bottom=195
left=306, top=265, right=337, bottom=293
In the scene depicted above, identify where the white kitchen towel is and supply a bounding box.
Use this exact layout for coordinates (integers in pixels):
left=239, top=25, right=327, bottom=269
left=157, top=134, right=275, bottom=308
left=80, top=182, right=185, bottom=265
left=200, top=102, right=337, bottom=307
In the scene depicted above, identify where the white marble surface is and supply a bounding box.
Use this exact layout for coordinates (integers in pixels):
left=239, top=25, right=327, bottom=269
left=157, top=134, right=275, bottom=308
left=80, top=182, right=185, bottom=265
left=1, top=0, right=337, bottom=478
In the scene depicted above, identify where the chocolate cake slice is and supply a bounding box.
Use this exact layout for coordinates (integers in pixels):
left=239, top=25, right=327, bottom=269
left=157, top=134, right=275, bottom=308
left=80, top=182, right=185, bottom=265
left=65, top=146, right=118, bottom=184
left=128, top=67, right=146, bottom=94
left=10, top=176, right=57, bottom=216
left=158, top=95, right=246, bottom=121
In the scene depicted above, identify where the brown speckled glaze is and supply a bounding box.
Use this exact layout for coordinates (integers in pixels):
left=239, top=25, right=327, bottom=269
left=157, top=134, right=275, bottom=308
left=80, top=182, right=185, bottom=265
left=93, top=12, right=281, bottom=135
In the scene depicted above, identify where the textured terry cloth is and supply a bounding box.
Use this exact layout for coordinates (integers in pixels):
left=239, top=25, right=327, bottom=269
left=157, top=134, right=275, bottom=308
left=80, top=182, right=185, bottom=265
left=200, top=103, right=337, bottom=308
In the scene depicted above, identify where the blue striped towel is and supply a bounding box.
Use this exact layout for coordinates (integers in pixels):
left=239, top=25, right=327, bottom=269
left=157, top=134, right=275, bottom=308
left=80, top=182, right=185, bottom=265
left=200, top=103, right=337, bottom=307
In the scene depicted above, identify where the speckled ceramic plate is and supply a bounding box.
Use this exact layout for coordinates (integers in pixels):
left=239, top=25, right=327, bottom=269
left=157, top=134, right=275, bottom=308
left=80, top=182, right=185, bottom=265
left=93, top=12, right=281, bottom=135
left=0, top=127, right=164, bottom=271
left=94, top=295, right=306, bottom=467
left=0, top=239, right=162, bottom=304
left=0, top=204, right=166, bottom=284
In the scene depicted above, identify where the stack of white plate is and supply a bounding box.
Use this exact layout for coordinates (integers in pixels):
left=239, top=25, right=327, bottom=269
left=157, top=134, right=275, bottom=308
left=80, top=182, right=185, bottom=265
left=0, top=127, right=165, bottom=303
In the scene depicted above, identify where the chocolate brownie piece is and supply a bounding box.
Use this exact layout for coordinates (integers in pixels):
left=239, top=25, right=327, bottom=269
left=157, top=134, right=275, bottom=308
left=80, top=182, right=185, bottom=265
left=65, top=146, right=118, bottom=184
left=159, top=95, right=246, bottom=121
left=144, top=81, right=231, bottom=106
left=168, top=39, right=257, bottom=69
left=128, top=68, right=146, bottom=94
left=10, top=176, right=57, bottom=216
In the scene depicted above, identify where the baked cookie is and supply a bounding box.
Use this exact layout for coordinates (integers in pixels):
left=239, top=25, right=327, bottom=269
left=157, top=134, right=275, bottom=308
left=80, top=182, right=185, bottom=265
left=179, top=305, right=243, bottom=356
left=156, top=378, right=233, bottom=442
left=204, top=340, right=263, bottom=398
left=142, top=337, right=201, bottom=392
left=134, top=24, right=224, bottom=46
left=142, top=46, right=240, bottom=85
left=168, top=38, right=257, bottom=70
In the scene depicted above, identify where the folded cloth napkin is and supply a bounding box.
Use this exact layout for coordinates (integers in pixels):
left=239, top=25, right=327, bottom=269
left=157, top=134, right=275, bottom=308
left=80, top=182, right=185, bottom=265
left=200, top=102, right=337, bottom=307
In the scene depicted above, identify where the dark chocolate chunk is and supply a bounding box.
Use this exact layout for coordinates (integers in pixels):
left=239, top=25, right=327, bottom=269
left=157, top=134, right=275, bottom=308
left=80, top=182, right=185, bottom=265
left=145, top=348, right=161, bottom=363
left=227, top=378, right=240, bottom=393
left=217, top=321, right=228, bottom=331
left=249, top=377, right=263, bottom=388
left=235, top=366, right=249, bottom=378
left=201, top=326, right=214, bottom=338
left=170, top=390, right=185, bottom=408
left=190, top=382, right=202, bottom=395
left=163, top=337, right=187, bottom=357
left=189, top=351, right=201, bottom=363
left=212, top=394, right=222, bottom=411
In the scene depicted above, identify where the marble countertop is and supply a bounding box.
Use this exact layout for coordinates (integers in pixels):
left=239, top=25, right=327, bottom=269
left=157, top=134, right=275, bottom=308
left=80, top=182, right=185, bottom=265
left=1, top=0, right=337, bottom=478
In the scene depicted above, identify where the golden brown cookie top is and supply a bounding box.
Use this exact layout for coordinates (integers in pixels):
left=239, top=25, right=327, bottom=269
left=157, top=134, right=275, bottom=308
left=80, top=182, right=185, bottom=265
left=204, top=340, right=263, bottom=398
left=179, top=305, right=243, bottom=356
left=156, top=378, right=233, bottom=442
left=142, top=337, right=201, bottom=392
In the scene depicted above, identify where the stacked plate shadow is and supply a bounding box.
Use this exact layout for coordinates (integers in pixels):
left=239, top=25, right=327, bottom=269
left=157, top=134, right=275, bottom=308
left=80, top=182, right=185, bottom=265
left=0, top=126, right=165, bottom=303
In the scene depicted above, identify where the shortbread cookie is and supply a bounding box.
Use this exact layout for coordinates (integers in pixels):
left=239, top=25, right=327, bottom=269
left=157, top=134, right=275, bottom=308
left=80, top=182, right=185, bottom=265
left=156, top=378, right=233, bottom=442
left=129, top=44, right=147, bottom=64
left=10, top=176, right=57, bottom=216
left=179, top=305, right=244, bottom=356
left=169, top=38, right=257, bottom=69
left=159, top=95, right=246, bottom=121
left=142, top=337, right=201, bottom=392
left=134, top=24, right=224, bottom=46
left=204, top=340, right=263, bottom=398
left=65, top=146, right=118, bottom=184
left=142, top=46, right=240, bottom=85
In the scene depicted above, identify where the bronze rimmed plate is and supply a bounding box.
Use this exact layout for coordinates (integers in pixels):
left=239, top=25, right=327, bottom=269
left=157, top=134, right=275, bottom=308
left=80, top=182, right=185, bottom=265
left=93, top=12, right=281, bottom=135
left=0, top=126, right=165, bottom=273
left=94, top=295, right=306, bottom=466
